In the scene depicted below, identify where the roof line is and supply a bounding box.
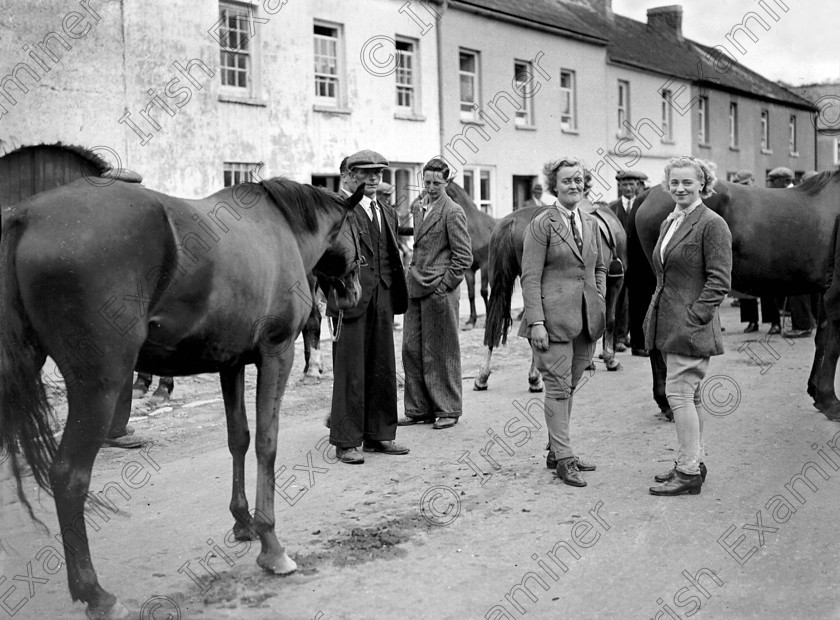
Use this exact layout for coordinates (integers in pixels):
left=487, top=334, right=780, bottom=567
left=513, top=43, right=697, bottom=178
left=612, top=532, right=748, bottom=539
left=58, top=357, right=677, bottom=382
left=448, top=0, right=609, bottom=47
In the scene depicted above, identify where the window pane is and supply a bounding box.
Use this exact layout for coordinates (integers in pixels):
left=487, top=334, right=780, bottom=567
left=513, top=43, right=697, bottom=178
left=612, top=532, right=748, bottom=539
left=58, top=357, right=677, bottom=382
left=460, top=52, right=475, bottom=72
left=480, top=170, right=490, bottom=200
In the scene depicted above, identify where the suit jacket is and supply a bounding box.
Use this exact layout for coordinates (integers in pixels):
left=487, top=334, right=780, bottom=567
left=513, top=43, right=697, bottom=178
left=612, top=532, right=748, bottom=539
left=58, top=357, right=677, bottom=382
left=327, top=199, right=408, bottom=319
left=643, top=203, right=732, bottom=357
left=407, top=193, right=473, bottom=298
left=608, top=197, right=631, bottom=231
left=518, top=207, right=607, bottom=342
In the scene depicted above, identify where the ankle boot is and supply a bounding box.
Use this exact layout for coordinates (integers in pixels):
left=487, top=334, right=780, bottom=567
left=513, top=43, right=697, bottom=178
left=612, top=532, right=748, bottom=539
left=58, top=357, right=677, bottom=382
left=649, top=470, right=702, bottom=496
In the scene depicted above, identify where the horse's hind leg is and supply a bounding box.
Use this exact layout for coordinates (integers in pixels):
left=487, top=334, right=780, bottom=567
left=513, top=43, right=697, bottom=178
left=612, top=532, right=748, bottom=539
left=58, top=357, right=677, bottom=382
left=809, top=305, right=840, bottom=419
left=480, top=266, right=489, bottom=322
left=220, top=367, right=257, bottom=541
left=253, top=348, right=297, bottom=575
left=53, top=370, right=133, bottom=619
left=474, top=347, right=492, bottom=390
left=463, top=268, right=477, bottom=330
left=649, top=349, right=672, bottom=420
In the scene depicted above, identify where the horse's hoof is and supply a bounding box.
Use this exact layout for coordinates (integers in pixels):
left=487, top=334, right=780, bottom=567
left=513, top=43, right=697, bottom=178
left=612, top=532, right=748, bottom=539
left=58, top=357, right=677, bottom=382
left=131, top=388, right=147, bottom=399
left=462, top=322, right=475, bottom=332
left=302, top=375, right=321, bottom=386
left=662, top=409, right=674, bottom=422
left=149, top=386, right=170, bottom=403
left=823, top=403, right=840, bottom=421
left=233, top=519, right=259, bottom=541
left=528, top=383, right=544, bottom=393
left=473, top=381, right=487, bottom=391
left=607, top=362, right=622, bottom=371
left=86, top=598, right=129, bottom=620
left=258, top=551, right=298, bottom=575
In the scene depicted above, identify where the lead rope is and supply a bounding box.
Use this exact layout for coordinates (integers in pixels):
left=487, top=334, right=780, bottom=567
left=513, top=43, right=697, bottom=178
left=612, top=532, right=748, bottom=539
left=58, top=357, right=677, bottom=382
left=328, top=310, right=344, bottom=342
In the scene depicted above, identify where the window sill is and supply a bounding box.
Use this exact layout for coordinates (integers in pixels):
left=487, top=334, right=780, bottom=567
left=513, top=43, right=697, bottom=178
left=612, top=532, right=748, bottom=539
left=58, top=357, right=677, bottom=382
left=218, top=94, right=268, bottom=107
left=562, top=127, right=579, bottom=135
left=394, top=112, right=427, bottom=122
left=790, top=151, right=800, bottom=158
left=661, top=139, right=676, bottom=145
left=460, top=117, right=483, bottom=125
left=314, top=105, right=353, bottom=115
left=698, top=142, right=711, bottom=149
left=761, top=148, right=773, bottom=155
left=729, top=145, right=740, bottom=152
left=515, top=123, right=537, bottom=131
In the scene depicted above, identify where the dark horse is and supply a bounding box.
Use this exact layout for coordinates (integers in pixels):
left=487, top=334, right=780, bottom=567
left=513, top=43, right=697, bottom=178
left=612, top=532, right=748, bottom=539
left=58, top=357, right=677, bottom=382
left=410, top=181, right=497, bottom=329
left=476, top=200, right=627, bottom=390
left=634, top=172, right=840, bottom=421
left=0, top=176, right=364, bottom=618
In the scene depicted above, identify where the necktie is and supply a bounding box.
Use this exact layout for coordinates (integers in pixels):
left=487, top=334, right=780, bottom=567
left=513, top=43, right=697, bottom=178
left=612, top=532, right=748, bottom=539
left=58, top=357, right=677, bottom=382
left=660, top=210, right=685, bottom=260
left=568, top=212, right=583, bottom=253
left=370, top=200, right=380, bottom=231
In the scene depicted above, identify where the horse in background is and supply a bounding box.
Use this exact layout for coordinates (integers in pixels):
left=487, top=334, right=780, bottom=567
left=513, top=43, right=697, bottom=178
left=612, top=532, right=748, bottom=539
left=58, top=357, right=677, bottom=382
left=476, top=200, right=627, bottom=390
left=634, top=172, right=840, bottom=422
left=0, top=175, right=364, bottom=619
left=410, top=181, right=496, bottom=329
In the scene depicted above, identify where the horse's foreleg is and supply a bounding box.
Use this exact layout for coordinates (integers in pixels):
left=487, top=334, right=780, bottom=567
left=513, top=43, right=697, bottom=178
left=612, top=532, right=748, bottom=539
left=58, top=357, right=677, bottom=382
left=602, top=279, right=623, bottom=371
left=649, top=349, right=672, bottom=420
left=463, top=269, right=477, bottom=330
left=528, top=349, right=544, bottom=392
left=474, top=347, right=493, bottom=390
left=221, top=367, right=256, bottom=541
left=809, top=306, right=840, bottom=419
left=302, top=304, right=323, bottom=385
left=55, top=374, right=132, bottom=619
left=253, top=348, right=298, bottom=575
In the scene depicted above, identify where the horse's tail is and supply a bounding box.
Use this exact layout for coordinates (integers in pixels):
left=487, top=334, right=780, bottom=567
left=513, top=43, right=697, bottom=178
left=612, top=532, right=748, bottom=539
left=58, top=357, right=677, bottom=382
left=483, top=217, right=519, bottom=349
left=0, top=219, right=57, bottom=518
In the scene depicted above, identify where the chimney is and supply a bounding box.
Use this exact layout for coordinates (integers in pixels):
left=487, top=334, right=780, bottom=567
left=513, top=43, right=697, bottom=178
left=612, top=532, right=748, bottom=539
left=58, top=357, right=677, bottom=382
left=586, top=0, right=613, bottom=20
left=647, top=5, right=683, bottom=39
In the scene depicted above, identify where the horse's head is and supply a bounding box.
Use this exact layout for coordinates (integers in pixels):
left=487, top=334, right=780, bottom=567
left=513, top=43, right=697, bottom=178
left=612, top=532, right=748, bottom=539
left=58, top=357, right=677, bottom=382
left=313, top=209, right=363, bottom=311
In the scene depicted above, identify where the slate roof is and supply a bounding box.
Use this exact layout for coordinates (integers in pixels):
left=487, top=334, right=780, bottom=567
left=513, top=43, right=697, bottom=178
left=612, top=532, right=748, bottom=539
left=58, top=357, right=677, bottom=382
left=449, top=1, right=815, bottom=110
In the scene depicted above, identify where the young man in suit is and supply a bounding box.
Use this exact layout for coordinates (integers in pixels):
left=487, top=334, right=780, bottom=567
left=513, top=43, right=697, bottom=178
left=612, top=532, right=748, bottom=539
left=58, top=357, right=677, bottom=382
left=328, top=150, right=410, bottom=464
left=399, top=158, right=473, bottom=430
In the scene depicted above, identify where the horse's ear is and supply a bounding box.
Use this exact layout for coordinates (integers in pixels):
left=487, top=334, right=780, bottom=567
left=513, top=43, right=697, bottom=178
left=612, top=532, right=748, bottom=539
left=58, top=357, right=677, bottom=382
left=345, top=184, right=365, bottom=209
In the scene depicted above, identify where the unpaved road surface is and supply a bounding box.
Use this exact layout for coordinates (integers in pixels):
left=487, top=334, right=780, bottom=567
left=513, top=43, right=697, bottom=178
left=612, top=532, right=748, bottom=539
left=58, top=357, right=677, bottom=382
left=2, top=296, right=840, bottom=620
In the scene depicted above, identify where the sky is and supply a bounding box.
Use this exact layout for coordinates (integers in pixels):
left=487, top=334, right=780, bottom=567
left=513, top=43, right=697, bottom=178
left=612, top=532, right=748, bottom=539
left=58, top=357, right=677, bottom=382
left=610, top=0, right=839, bottom=86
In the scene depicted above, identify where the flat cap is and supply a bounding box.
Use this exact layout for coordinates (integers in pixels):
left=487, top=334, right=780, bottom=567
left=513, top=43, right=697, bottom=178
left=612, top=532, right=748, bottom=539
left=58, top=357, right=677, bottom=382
left=733, top=169, right=754, bottom=184
left=346, top=149, right=389, bottom=169
left=767, top=166, right=794, bottom=179
left=615, top=170, right=649, bottom=181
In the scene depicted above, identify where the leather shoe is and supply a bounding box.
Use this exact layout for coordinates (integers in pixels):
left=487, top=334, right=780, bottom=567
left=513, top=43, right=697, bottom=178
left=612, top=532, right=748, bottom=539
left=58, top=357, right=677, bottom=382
left=549, top=453, right=596, bottom=471
left=433, top=417, right=458, bottom=429
left=768, top=323, right=781, bottom=335
left=336, top=447, right=365, bottom=464
left=362, top=440, right=410, bottom=455
left=654, top=461, right=707, bottom=483
left=574, top=456, right=596, bottom=471
left=397, top=415, right=435, bottom=426
left=615, top=342, right=627, bottom=353
left=743, top=322, right=758, bottom=333
left=631, top=348, right=649, bottom=357
left=649, top=470, right=702, bottom=495
left=556, top=458, right=586, bottom=487
left=782, top=328, right=812, bottom=339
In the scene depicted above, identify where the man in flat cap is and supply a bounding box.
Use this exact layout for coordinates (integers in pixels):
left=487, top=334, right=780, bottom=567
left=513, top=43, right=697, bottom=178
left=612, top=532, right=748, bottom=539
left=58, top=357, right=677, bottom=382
left=609, top=170, right=647, bottom=352
left=521, top=182, right=547, bottom=210
left=328, top=150, right=410, bottom=463
left=733, top=169, right=754, bottom=185
left=766, top=166, right=794, bottom=189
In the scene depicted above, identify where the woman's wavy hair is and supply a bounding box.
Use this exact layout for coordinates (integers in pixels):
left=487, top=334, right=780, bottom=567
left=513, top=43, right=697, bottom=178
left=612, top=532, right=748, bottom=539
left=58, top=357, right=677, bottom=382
left=662, top=156, right=718, bottom=198
left=543, top=157, right=586, bottom=195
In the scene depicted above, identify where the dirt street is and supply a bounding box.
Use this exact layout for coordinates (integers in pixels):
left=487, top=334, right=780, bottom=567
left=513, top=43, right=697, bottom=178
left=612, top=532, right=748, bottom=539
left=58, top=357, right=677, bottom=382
left=2, top=296, right=839, bottom=620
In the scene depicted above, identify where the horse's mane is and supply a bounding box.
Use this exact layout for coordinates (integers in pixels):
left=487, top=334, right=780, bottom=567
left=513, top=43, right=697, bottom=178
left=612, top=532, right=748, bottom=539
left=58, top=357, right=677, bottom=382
left=259, top=177, right=344, bottom=235
left=3, top=142, right=111, bottom=174
left=446, top=182, right=479, bottom=212
left=796, top=170, right=840, bottom=196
